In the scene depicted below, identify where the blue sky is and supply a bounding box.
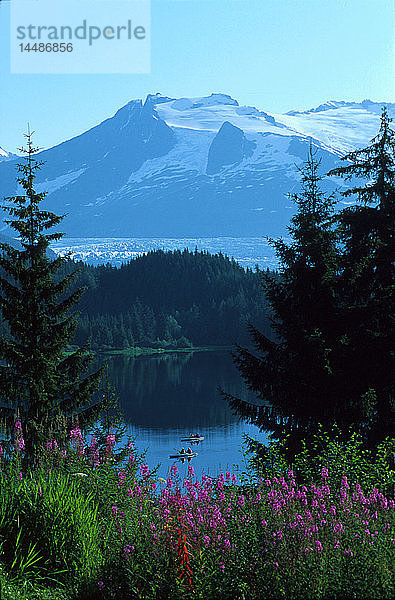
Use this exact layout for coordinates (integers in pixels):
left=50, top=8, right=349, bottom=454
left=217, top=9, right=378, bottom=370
left=0, top=0, right=394, bottom=153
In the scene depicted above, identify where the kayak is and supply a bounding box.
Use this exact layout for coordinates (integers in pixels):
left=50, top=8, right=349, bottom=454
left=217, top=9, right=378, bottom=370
left=181, top=436, right=204, bottom=442
left=169, top=453, right=198, bottom=459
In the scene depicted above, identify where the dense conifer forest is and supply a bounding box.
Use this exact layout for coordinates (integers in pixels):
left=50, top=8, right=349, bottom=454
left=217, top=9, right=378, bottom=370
left=0, top=248, right=273, bottom=351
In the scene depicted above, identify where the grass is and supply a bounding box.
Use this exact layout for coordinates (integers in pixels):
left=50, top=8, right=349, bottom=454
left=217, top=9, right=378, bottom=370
left=0, top=424, right=393, bottom=599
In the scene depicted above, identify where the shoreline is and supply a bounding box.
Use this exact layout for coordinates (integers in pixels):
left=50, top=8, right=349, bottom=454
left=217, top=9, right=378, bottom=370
left=97, top=345, right=233, bottom=357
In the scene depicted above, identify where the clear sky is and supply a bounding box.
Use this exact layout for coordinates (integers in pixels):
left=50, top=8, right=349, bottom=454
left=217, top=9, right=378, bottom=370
left=0, top=0, right=394, bottom=153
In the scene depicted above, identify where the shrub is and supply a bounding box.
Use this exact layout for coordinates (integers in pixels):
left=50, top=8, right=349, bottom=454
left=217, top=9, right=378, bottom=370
left=243, top=427, right=395, bottom=496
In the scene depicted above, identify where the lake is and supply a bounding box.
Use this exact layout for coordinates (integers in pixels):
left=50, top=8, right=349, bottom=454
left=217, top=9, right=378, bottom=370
left=105, top=350, right=267, bottom=482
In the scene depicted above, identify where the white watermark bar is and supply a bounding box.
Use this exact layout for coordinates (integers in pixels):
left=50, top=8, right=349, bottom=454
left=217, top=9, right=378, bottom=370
left=10, top=0, right=150, bottom=74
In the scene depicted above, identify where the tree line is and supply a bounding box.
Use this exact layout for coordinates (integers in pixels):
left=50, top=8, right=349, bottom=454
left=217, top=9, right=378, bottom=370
left=0, top=245, right=275, bottom=351
left=61, top=249, right=273, bottom=349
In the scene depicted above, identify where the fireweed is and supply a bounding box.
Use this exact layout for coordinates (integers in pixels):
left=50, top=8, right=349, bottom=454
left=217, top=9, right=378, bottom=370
left=0, top=424, right=393, bottom=600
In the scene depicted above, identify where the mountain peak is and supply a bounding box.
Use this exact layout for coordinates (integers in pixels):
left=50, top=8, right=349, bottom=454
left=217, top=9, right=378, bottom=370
left=158, top=93, right=239, bottom=111
left=286, top=100, right=351, bottom=115
left=192, top=93, right=239, bottom=107
left=286, top=99, right=394, bottom=116
left=144, top=93, right=176, bottom=107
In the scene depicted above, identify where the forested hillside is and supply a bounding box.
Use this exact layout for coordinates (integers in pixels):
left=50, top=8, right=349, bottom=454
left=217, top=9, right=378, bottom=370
left=9, top=249, right=272, bottom=350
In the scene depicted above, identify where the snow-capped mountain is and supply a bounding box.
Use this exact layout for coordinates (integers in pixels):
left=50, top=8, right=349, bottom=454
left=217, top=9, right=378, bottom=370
left=0, top=94, right=393, bottom=238
left=0, top=146, right=18, bottom=162
left=275, top=99, right=391, bottom=154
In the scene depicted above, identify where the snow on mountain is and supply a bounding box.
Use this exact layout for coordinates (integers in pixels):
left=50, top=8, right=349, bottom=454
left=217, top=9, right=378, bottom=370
left=35, top=168, right=87, bottom=195
left=0, top=95, right=393, bottom=238
left=286, top=99, right=387, bottom=116
left=275, top=99, right=395, bottom=154
left=155, top=94, right=283, bottom=135
left=0, top=146, right=18, bottom=162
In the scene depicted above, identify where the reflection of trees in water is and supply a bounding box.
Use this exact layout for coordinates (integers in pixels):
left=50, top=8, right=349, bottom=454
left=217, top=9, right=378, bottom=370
left=105, top=352, right=255, bottom=429
left=110, top=352, right=193, bottom=399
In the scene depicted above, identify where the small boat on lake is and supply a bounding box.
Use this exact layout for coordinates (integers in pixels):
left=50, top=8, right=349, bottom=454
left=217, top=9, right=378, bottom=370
left=169, top=448, right=198, bottom=460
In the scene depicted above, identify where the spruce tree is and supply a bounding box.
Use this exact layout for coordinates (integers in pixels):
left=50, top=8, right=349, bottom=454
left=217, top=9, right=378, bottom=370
left=222, top=146, right=341, bottom=453
left=0, top=131, right=104, bottom=465
left=328, top=107, right=395, bottom=442
left=225, top=112, right=395, bottom=456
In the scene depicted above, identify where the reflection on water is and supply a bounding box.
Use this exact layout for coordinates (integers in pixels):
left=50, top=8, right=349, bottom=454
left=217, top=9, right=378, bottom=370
left=109, top=351, right=252, bottom=429
left=105, top=351, right=268, bottom=480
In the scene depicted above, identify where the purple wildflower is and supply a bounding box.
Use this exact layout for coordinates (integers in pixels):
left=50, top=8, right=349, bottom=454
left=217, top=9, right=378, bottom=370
left=341, top=476, right=349, bottom=489
left=106, top=433, right=116, bottom=457
left=140, top=464, right=150, bottom=477
left=70, top=427, right=83, bottom=442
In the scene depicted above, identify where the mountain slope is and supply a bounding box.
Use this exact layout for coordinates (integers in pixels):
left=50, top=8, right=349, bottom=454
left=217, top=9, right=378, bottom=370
left=0, top=95, right=393, bottom=238
left=275, top=99, right=392, bottom=154
left=0, top=146, right=18, bottom=162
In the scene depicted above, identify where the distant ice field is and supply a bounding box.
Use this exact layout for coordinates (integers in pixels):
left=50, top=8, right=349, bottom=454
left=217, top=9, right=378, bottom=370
left=50, top=237, right=283, bottom=270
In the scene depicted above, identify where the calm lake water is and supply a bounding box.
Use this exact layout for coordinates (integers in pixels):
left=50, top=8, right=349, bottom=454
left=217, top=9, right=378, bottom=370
left=105, top=350, right=267, bottom=482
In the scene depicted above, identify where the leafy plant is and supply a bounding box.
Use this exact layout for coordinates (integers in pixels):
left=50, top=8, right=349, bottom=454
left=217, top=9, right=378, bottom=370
left=243, top=427, right=395, bottom=495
